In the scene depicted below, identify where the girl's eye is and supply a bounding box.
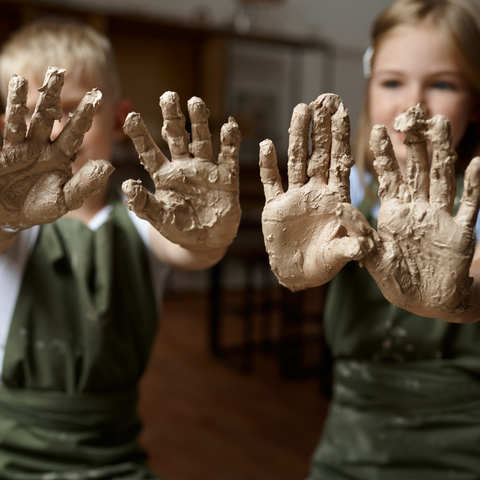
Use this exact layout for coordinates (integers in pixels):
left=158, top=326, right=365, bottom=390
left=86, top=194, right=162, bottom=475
left=383, top=80, right=400, bottom=89
left=433, top=81, right=455, bottom=91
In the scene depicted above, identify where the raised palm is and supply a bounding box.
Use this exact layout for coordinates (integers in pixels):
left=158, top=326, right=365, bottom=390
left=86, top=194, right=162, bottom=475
left=0, top=67, right=113, bottom=236
left=260, top=93, right=375, bottom=291
left=122, top=91, right=241, bottom=250
left=366, top=105, right=480, bottom=317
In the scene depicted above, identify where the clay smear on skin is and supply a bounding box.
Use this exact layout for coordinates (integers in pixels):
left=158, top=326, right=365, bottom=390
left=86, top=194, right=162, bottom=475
left=260, top=93, right=375, bottom=292
left=261, top=97, right=480, bottom=318
left=366, top=104, right=480, bottom=315
left=122, top=91, right=242, bottom=250
left=0, top=67, right=113, bottom=236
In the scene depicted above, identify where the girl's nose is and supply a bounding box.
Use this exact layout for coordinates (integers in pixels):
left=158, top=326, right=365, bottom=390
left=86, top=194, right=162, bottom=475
left=402, top=85, right=429, bottom=116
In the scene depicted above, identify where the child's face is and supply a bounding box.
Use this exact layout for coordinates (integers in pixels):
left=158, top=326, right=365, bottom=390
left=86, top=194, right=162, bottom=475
left=25, top=72, right=123, bottom=175
left=369, top=20, right=478, bottom=173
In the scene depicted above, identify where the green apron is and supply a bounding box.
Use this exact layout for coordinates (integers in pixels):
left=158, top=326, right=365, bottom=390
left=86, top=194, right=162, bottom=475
left=308, top=175, right=480, bottom=480
left=0, top=191, right=160, bottom=479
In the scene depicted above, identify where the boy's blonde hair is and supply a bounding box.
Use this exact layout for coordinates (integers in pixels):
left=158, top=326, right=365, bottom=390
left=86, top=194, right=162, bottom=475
left=0, top=18, right=121, bottom=107
left=355, top=0, right=480, bottom=177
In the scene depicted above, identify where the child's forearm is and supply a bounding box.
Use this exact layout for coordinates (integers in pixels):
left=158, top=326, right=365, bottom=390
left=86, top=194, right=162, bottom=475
left=148, top=225, right=227, bottom=271
left=171, top=245, right=227, bottom=271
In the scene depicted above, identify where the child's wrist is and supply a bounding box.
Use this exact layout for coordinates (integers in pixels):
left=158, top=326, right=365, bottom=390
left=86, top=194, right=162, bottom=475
left=0, top=227, right=17, bottom=254
left=0, top=226, right=18, bottom=241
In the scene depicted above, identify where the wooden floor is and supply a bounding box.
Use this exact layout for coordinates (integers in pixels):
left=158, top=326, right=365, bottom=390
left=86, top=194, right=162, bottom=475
left=137, top=292, right=331, bottom=480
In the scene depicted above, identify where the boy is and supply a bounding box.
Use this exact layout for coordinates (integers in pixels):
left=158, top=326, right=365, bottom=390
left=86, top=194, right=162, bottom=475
left=0, top=19, right=241, bottom=479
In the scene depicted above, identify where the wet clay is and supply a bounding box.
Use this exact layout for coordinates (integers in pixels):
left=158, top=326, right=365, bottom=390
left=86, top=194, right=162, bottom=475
left=260, top=93, right=375, bottom=292
left=363, top=104, right=480, bottom=315
left=122, top=91, right=241, bottom=250
left=0, top=67, right=113, bottom=238
left=260, top=98, right=480, bottom=316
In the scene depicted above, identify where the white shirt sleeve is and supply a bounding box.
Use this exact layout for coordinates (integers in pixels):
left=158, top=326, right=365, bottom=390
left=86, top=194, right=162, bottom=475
left=349, top=165, right=367, bottom=209
left=0, top=227, right=40, bottom=377
left=350, top=165, right=381, bottom=219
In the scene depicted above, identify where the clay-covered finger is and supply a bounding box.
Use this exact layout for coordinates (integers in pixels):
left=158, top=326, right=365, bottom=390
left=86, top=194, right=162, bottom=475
left=328, top=235, right=376, bottom=264
left=187, top=97, right=214, bottom=161
left=426, top=114, right=456, bottom=212
left=122, top=179, right=163, bottom=226
left=287, top=103, right=311, bottom=188
left=218, top=116, right=241, bottom=175
left=329, top=203, right=377, bottom=266
left=329, top=101, right=354, bottom=199
left=63, top=159, right=115, bottom=211
left=335, top=202, right=375, bottom=238
left=260, top=139, right=284, bottom=202
left=27, top=67, right=64, bottom=143
left=370, top=125, right=404, bottom=201
left=455, top=156, right=480, bottom=229
left=123, top=112, right=169, bottom=177
left=394, top=104, right=429, bottom=202
left=160, top=91, right=191, bottom=161
left=308, top=93, right=341, bottom=178
left=3, top=75, right=29, bottom=147
left=54, top=89, right=103, bottom=158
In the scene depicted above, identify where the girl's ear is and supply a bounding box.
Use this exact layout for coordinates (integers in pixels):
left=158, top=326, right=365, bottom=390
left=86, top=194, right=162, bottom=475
left=113, top=99, right=133, bottom=142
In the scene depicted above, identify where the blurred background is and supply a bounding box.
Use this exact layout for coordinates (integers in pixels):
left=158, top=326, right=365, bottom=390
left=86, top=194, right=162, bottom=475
left=0, top=1, right=404, bottom=479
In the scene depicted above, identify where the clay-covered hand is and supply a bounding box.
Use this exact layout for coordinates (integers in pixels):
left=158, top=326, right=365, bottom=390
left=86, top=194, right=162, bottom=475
left=363, top=104, right=480, bottom=317
left=122, top=92, right=241, bottom=250
left=0, top=67, right=114, bottom=236
left=260, top=93, right=376, bottom=291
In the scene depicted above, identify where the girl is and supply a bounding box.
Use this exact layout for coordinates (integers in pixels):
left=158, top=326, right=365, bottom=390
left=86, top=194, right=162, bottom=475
left=260, top=0, right=480, bottom=478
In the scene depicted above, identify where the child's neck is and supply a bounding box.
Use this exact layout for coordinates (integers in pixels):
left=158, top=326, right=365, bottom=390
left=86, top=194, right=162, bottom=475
left=65, top=184, right=110, bottom=225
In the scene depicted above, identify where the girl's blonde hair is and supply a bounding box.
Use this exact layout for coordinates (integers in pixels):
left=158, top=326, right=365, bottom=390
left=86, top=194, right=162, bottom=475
left=0, top=18, right=121, bottom=107
left=355, top=0, right=480, bottom=176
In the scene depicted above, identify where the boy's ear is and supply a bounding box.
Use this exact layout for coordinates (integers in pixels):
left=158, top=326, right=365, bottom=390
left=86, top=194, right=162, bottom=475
left=113, top=99, right=133, bottom=142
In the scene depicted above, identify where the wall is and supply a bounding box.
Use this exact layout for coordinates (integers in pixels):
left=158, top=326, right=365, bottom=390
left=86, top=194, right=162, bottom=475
left=22, top=0, right=480, bottom=128
left=30, top=0, right=399, bottom=131
left=31, top=0, right=389, bottom=48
